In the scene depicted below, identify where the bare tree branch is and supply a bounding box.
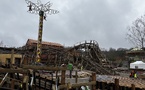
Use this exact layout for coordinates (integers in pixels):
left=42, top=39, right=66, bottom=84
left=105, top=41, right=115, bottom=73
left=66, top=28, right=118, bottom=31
left=127, top=15, right=145, bottom=48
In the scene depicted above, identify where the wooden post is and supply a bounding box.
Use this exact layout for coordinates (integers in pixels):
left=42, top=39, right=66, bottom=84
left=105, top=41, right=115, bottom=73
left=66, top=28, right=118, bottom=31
left=33, top=70, right=36, bottom=89
left=10, top=49, right=15, bottom=78
left=44, top=77, right=47, bottom=90
left=11, top=79, right=15, bottom=89
left=99, top=82, right=102, bottom=89
left=61, top=70, right=66, bottom=85
left=119, top=86, right=122, bottom=90
left=23, top=76, right=29, bottom=90
left=56, top=70, right=58, bottom=78
left=110, top=86, right=113, bottom=90
left=92, top=72, right=96, bottom=90
left=131, top=84, right=135, bottom=90
left=50, top=73, right=53, bottom=90
left=67, top=82, right=71, bottom=90
left=102, top=82, right=105, bottom=90
left=123, top=86, right=127, bottom=90
left=96, top=81, right=100, bottom=89
left=75, top=70, right=78, bottom=83
left=75, top=70, right=78, bottom=90
left=108, top=83, right=112, bottom=90
left=126, top=87, right=130, bottom=90
left=39, top=74, right=41, bottom=89
left=109, top=83, right=114, bottom=90
left=16, top=73, right=20, bottom=80
left=115, top=79, right=119, bottom=90
left=96, top=81, right=98, bottom=89
left=10, top=48, right=14, bottom=67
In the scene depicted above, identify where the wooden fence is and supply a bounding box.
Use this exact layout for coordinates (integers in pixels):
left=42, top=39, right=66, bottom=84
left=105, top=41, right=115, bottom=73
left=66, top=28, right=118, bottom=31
left=1, top=66, right=145, bottom=90
left=23, top=65, right=97, bottom=90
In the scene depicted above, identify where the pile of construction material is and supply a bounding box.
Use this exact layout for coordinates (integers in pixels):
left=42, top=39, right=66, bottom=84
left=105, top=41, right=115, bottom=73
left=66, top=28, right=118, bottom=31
left=77, top=71, right=92, bottom=78
left=96, top=75, right=145, bottom=88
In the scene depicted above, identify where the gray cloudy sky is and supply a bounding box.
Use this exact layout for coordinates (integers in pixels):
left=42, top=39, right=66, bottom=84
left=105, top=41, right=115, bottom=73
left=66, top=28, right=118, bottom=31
left=0, top=0, right=145, bottom=50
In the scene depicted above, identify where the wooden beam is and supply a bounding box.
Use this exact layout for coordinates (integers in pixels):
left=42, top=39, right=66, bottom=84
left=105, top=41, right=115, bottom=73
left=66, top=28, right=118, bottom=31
left=0, top=69, right=29, bottom=73
left=0, top=73, right=8, bottom=87
left=10, top=79, right=15, bottom=89
left=23, top=76, right=29, bottom=90
left=23, top=65, right=67, bottom=71
left=131, top=84, right=135, bottom=90
left=61, top=70, right=66, bottom=85
left=115, top=79, right=119, bottom=90
left=75, top=71, right=78, bottom=83
left=92, top=72, right=96, bottom=90
left=10, top=49, right=14, bottom=67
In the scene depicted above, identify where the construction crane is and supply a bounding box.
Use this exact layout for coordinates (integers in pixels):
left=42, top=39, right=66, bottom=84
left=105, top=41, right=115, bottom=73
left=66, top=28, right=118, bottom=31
left=25, top=0, right=59, bottom=63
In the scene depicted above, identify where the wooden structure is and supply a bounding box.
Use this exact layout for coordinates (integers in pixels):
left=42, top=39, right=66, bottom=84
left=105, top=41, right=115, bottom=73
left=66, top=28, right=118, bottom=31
left=0, top=40, right=113, bottom=75
left=1, top=66, right=145, bottom=90
left=0, top=48, right=22, bottom=67
left=0, top=69, right=29, bottom=90
left=0, top=65, right=97, bottom=90
left=22, top=40, right=112, bottom=75
left=126, top=48, right=145, bottom=62
left=64, top=40, right=112, bottom=75
left=23, top=39, right=64, bottom=65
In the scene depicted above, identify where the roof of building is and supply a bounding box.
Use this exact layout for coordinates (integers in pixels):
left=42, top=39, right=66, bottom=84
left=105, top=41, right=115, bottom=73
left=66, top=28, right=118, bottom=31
left=126, top=50, right=145, bottom=54
left=131, top=61, right=145, bottom=64
left=26, top=39, right=63, bottom=47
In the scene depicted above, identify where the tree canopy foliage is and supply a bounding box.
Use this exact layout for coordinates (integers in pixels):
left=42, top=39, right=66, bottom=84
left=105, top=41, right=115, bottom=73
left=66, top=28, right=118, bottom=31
left=102, top=48, right=128, bottom=67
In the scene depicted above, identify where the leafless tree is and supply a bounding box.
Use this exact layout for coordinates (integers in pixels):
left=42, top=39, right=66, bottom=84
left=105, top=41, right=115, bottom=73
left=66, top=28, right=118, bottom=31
left=127, top=15, right=145, bottom=48
left=0, top=41, right=3, bottom=47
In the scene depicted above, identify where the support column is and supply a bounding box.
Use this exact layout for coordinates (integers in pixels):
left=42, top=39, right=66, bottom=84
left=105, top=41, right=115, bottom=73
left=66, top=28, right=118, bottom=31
left=115, top=79, right=119, bottom=90
left=131, top=84, right=135, bottom=90
left=92, top=72, right=96, bottom=90
left=36, top=10, right=44, bottom=63
left=61, top=70, right=66, bottom=85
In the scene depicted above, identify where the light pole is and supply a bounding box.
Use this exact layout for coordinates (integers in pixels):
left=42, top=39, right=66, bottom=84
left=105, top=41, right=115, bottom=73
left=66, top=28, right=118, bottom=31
left=25, top=0, right=59, bottom=63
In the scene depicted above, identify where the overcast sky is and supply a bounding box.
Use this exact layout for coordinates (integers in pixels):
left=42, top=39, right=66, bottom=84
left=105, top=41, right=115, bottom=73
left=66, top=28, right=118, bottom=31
left=0, top=0, right=145, bottom=50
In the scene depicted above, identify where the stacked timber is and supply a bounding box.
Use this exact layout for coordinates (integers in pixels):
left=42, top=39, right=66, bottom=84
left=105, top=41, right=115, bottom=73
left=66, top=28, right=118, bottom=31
left=96, top=75, right=145, bottom=88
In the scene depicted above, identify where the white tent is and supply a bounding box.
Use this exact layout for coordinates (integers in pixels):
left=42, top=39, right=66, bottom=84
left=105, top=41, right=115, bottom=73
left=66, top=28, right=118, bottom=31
left=130, top=61, right=145, bottom=70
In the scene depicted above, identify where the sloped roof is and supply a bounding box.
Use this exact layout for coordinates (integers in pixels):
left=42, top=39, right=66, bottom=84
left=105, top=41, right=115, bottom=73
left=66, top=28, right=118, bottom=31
left=130, top=61, right=145, bottom=69
left=131, top=47, right=143, bottom=51
left=131, top=61, right=145, bottom=64
left=26, top=39, right=63, bottom=47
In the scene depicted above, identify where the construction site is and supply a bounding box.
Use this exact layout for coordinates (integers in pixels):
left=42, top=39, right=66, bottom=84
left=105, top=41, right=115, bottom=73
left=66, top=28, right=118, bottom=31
left=0, top=38, right=145, bottom=90
left=0, top=0, right=145, bottom=90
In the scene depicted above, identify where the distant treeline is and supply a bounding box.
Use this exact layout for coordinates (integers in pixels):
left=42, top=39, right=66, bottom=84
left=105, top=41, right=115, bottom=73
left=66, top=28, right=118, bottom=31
left=102, top=48, right=129, bottom=67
